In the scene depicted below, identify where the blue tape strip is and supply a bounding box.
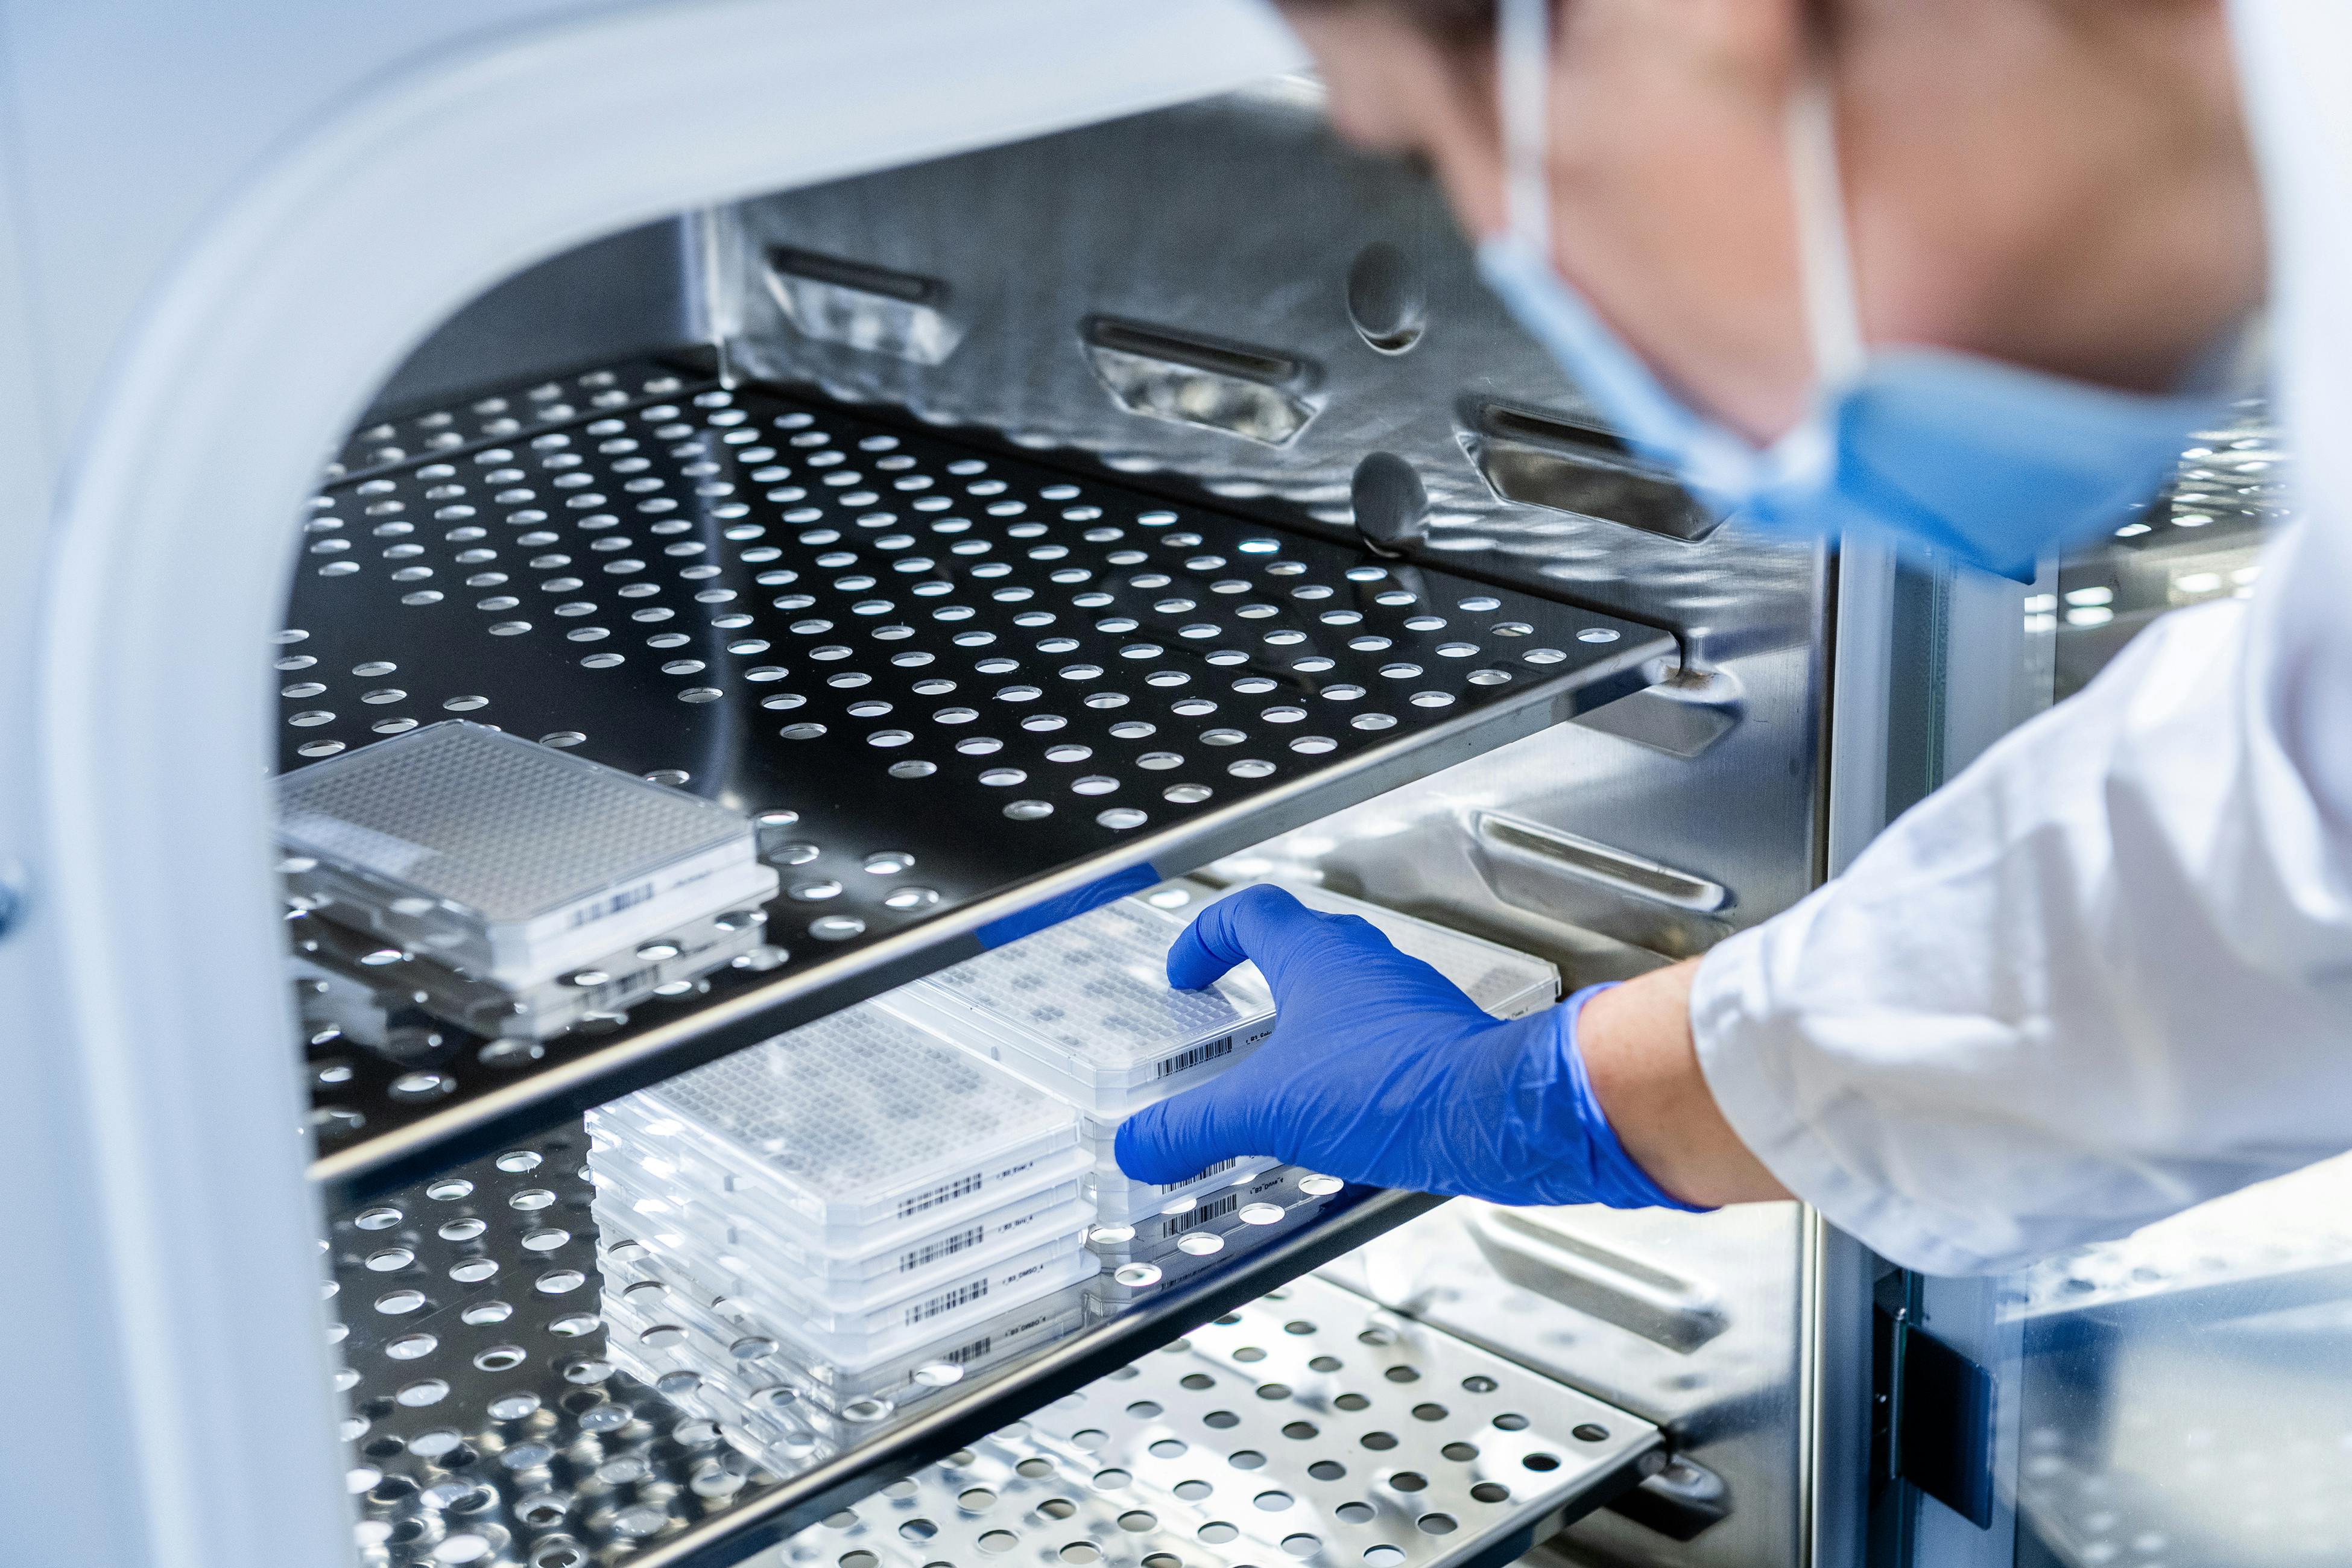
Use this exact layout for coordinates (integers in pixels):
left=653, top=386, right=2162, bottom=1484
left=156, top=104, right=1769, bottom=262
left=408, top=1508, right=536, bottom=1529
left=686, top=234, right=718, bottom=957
left=976, top=862, right=1162, bottom=949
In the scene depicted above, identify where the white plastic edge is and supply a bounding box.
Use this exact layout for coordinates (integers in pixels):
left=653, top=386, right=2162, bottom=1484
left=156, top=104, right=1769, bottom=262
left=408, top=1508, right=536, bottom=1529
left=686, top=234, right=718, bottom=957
left=30, top=3, right=1305, bottom=1566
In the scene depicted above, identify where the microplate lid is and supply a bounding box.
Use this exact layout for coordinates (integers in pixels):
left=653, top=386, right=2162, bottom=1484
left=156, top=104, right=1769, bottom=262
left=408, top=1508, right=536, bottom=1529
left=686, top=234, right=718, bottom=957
left=276, top=720, right=753, bottom=923
left=922, top=898, right=1274, bottom=1078
left=624, top=1003, right=1078, bottom=1232
left=1271, top=882, right=1558, bottom=1017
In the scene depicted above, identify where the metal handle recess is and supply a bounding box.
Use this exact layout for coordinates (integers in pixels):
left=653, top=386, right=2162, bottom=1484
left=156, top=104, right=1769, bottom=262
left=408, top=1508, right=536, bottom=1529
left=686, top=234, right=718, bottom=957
left=1468, top=1204, right=1730, bottom=1353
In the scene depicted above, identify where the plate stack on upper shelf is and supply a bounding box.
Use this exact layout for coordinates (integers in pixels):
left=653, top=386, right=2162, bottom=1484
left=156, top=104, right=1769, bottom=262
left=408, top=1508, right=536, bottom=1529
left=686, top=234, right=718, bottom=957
left=587, top=1002, right=1094, bottom=1461
left=277, top=721, right=784, bottom=1047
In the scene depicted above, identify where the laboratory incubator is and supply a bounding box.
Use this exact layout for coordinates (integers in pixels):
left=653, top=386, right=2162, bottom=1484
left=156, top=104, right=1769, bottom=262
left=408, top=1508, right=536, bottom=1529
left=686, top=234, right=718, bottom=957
left=0, top=6, right=2327, bottom=1568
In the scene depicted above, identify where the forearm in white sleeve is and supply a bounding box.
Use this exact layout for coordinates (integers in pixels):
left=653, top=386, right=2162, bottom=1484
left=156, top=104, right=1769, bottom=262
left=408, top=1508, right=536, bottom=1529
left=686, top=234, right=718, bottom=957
left=1690, top=514, right=2352, bottom=1276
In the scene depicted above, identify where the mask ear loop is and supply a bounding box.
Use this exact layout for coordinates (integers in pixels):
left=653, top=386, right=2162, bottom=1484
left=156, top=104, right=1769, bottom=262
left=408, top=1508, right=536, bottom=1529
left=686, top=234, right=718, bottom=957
left=1497, top=0, right=1554, bottom=256
left=1785, top=54, right=1868, bottom=393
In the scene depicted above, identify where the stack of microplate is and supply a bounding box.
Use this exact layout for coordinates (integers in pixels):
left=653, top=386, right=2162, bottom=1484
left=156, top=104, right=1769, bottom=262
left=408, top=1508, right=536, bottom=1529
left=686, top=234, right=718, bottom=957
left=885, top=885, right=1561, bottom=1301
left=587, top=1003, right=1094, bottom=1463
left=881, top=896, right=1296, bottom=1300
left=276, top=721, right=781, bottom=1044
left=589, top=881, right=1564, bottom=1462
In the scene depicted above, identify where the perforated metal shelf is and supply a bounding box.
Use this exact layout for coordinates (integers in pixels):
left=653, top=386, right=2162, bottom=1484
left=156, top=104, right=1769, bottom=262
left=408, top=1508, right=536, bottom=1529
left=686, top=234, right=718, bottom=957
left=328, top=356, right=705, bottom=485
left=327, top=1119, right=1480, bottom=1568
left=284, top=358, right=1671, bottom=1200
left=2003, top=1153, right=2352, bottom=1332
left=751, top=1277, right=1659, bottom=1568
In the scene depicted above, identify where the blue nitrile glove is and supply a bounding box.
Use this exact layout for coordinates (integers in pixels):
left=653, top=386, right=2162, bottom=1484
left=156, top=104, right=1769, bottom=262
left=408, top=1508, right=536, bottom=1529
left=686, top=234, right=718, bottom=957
left=1113, top=885, right=1707, bottom=1209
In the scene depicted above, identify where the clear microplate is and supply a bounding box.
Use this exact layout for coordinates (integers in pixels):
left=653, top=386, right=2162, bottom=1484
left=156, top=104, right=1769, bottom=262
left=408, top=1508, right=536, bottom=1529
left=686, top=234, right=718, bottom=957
left=602, top=1322, right=843, bottom=1466
left=599, top=1225, right=1097, bottom=1371
left=1084, top=1168, right=1332, bottom=1263
left=886, top=896, right=1277, bottom=1118
left=598, top=1001, right=1082, bottom=1242
left=1081, top=1122, right=1282, bottom=1224
left=277, top=721, right=780, bottom=988
left=1254, top=880, right=1560, bottom=1019
left=601, top=1269, right=1091, bottom=1436
left=598, top=1198, right=1089, bottom=1338
left=1084, top=1180, right=1352, bottom=1307
left=590, top=1156, right=1093, bottom=1317
left=605, top=1264, right=1089, bottom=1421
left=587, top=1133, right=1091, bottom=1290
left=291, top=903, right=773, bottom=1043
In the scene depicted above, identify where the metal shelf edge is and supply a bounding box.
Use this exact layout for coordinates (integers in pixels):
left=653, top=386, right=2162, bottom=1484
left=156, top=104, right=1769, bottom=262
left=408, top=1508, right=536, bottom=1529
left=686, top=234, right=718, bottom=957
left=309, top=640, right=1665, bottom=1204
left=636, top=1187, right=1462, bottom=1568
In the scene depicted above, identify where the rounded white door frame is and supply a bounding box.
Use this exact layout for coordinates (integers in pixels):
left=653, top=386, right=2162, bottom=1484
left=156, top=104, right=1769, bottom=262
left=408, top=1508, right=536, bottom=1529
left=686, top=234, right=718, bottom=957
left=30, top=3, right=1302, bottom=1563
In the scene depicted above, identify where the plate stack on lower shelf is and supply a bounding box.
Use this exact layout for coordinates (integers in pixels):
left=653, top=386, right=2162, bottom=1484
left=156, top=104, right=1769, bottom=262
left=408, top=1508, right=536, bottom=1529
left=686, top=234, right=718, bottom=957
left=587, top=880, right=1566, bottom=1472
left=1260, top=880, right=1563, bottom=1022
left=883, top=894, right=1293, bottom=1305
left=885, top=884, right=1561, bottom=1303
left=586, top=1002, right=1095, bottom=1464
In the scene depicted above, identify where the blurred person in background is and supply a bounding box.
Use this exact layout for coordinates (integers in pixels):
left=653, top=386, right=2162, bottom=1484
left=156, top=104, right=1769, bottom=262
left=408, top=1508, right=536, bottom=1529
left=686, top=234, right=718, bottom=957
left=1118, top=0, right=2352, bottom=1277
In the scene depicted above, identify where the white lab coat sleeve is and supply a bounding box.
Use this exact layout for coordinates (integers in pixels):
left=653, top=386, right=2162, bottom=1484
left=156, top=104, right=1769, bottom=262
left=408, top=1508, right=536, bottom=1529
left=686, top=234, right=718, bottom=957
left=1690, top=508, right=2352, bottom=1276
left=1684, top=0, right=2352, bottom=1278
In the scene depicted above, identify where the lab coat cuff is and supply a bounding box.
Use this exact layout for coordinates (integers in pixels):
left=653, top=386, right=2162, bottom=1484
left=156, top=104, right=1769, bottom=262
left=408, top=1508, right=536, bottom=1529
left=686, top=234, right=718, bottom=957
left=1687, top=924, right=2010, bottom=1277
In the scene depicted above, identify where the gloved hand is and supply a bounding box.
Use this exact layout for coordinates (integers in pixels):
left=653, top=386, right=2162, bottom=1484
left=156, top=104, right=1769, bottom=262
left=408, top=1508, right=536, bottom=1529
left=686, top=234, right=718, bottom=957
left=1114, top=885, right=1705, bottom=1209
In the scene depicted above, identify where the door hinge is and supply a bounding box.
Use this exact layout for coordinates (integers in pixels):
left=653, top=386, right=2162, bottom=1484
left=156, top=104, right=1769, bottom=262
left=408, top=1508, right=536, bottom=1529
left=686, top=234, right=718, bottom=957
left=1873, top=1279, right=1995, bottom=1528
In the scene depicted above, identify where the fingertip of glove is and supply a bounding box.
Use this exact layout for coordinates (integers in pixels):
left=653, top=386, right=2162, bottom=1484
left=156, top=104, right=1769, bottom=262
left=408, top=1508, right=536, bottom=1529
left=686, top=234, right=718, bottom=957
left=1110, top=1105, right=1213, bottom=1189
left=1163, top=923, right=1215, bottom=991
left=1111, top=1110, right=1177, bottom=1185
left=1168, top=884, right=1321, bottom=990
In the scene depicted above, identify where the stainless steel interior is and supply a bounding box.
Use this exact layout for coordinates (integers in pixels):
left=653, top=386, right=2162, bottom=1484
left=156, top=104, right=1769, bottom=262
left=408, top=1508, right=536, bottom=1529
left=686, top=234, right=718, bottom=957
left=301, top=80, right=1832, bottom=1568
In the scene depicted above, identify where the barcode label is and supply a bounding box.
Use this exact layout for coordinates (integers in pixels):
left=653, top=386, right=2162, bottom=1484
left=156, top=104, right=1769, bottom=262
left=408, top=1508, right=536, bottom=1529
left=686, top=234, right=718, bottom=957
left=899, top=1172, right=983, bottom=1221
left=1156, top=1034, right=1235, bottom=1080
left=900, top=1225, right=986, bottom=1273
left=1159, top=1192, right=1240, bottom=1239
left=906, top=1279, right=987, bottom=1326
left=1160, top=1157, right=1237, bottom=1196
left=945, top=1334, right=993, bottom=1367
left=569, top=880, right=656, bottom=929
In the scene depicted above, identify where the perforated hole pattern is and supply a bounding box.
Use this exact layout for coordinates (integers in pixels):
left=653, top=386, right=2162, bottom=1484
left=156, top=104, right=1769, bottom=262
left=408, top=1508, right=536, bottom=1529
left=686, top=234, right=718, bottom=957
left=285, top=359, right=1657, bottom=1167
left=326, top=1119, right=765, bottom=1568
left=328, top=1157, right=1648, bottom=1568
left=753, top=1277, right=1652, bottom=1568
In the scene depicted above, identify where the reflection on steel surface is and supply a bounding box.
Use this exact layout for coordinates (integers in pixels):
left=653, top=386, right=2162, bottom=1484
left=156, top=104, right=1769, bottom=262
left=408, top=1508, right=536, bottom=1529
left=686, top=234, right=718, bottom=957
left=716, top=83, right=1818, bottom=657
left=1464, top=403, right=1720, bottom=545
left=1466, top=1207, right=1730, bottom=1355
left=2008, top=1158, right=2352, bottom=1568
left=2005, top=1153, right=2352, bottom=1324
left=1345, top=240, right=1429, bottom=356
left=1473, top=814, right=1731, bottom=917
left=764, top=248, right=967, bottom=368
left=1322, top=1201, right=1804, bottom=1568
left=748, top=1277, right=1660, bottom=1568
left=1080, top=317, right=1319, bottom=446
left=324, top=1119, right=1441, bottom=1568
left=2050, top=400, right=2287, bottom=700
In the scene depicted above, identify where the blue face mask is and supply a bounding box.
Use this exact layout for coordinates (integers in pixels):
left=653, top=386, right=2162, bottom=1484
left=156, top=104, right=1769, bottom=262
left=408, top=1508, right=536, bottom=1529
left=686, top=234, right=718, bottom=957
left=1482, top=0, right=2252, bottom=583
